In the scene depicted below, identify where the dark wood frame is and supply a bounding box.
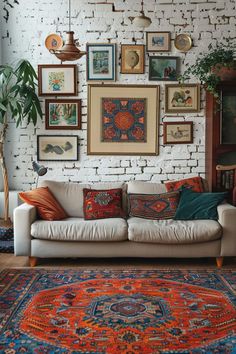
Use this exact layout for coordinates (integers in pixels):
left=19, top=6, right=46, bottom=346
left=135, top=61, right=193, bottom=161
left=149, top=56, right=178, bottom=81
left=146, top=32, right=171, bottom=52
left=38, top=64, right=77, bottom=96
left=86, top=43, right=116, bottom=81
left=37, top=135, right=78, bottom=161
left=121, top=45, right=145, bottom=74
left=165, top=83, right=200, bottom=113
left=163, top=121, right=193, bottom=144
left=45, top=99, right=81, bottom=130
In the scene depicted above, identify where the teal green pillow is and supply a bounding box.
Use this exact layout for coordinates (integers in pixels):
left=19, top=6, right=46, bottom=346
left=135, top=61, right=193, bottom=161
left=174, top=188, right=227, bottom=220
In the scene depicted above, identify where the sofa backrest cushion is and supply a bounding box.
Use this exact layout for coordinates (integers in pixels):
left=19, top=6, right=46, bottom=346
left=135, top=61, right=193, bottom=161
left=127, top=181, right=166, bottom=195
left=39, top=180, right=90, bottom=217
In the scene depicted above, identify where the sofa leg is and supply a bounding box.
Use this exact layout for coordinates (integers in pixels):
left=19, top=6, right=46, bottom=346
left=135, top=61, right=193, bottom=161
left=29, top=257, right=37, bottom=267
left=216, top=257, right=223, bottom=268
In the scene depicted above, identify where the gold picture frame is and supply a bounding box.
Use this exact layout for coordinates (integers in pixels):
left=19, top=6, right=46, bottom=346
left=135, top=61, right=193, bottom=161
left=121, top=45, right=145, bottom=74
left=165, top=84, right=200, bottom=113
left=87, top=84, right=159, bottom=155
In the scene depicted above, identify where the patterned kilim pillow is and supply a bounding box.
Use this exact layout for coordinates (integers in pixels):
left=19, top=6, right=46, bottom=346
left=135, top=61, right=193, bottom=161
left=128, top=191, right=180, bottom=220
left=83, top=188, right=125, bottom=220
left=165, top=176, right=204, bottom=193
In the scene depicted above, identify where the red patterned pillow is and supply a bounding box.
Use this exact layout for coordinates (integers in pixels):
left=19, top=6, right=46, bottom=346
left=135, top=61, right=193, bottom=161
left=128, top=191, right=180, bottom=220
left=83, top=188, right=124, bottom=220
left=165, top=176, right=204, bottom=193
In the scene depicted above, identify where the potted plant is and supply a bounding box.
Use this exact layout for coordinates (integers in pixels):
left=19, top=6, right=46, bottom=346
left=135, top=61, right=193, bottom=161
left=0, top=60, right=42, bottom=226
left=180, top=41, right=236, bottom=98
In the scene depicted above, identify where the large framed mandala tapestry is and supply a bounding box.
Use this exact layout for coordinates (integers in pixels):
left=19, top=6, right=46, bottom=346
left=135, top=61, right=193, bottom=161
left=88, top=84, right=159, bottom=155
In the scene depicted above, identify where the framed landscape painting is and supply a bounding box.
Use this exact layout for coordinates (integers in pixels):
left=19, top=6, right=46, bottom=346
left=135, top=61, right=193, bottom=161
left=88, top=84, right=159, bottom=155
left=121, top=45, right=145, bottom=74
left=37, top=135, right=78, bottom=161
left=146, top=32, right=171, bottom=52
left=163, top=121, right=193, bottom=144
left=149, top=56, right=178, bottom=81
left=45, top=99, right=81, bottom=130
left=86, top=43, right=116, bottom=81
left=165, top=84, right=200, bottom=113
left=38, top=64, right=77, bottom=96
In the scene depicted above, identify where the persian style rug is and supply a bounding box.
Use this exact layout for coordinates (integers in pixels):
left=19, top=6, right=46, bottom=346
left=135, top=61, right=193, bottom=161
left=0, top=226, right=14, bottom=253
left=0, top=269, right=235, bottom=353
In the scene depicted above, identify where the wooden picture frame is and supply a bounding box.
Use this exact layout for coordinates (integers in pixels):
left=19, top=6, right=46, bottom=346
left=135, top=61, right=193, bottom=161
left=88, top=84, right=159, bottom=155
left=86, top=43, right=116, bottom=81
left=149, top=56, right=178, bottom=81
left=163, top=121, right=193, bottom=144
left=45, top=99, right=81, bottom=130
left=146, top=32, right=171, bottom=52
left=165, top=84, right=200, bottom=113
left=121, top=45, right=145, bottom=74
left=37, top=135, right=78, bottom=161
left=38, top=64, right=77, bottom=96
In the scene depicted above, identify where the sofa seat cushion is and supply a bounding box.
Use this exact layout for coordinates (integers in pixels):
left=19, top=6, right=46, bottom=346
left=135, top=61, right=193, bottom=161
left=31, top=217, right=128, bottom=242
left=127, top=217, right=222, bottom=244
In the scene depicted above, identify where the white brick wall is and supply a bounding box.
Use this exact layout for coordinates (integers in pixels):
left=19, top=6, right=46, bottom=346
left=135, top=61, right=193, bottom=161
left=1, top=0, right=235, bottom=190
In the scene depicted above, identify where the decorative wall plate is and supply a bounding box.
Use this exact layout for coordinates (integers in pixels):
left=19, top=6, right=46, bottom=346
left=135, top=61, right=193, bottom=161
left=45, top=34, right=63, bottom=51
left=174, top=34, right=192, bottom=52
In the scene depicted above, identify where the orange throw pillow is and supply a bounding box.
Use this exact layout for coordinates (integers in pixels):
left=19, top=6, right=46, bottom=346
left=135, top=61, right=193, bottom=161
left=19, top=187, right=68, bottom=221
left=165, top=176, right=204, bottom=193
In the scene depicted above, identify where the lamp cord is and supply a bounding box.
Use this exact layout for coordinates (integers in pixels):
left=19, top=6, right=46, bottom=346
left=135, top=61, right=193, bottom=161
left=68, top=0, right=71, bottom=32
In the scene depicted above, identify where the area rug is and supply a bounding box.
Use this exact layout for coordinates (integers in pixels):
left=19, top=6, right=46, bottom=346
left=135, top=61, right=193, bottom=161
left=0, top=269, right=235, bottom=353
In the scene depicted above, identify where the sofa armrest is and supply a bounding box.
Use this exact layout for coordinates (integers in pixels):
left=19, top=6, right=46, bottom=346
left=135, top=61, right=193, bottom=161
left=14, top=203, right=37, bottom=256
left=217, top=203, right=236, bottom=256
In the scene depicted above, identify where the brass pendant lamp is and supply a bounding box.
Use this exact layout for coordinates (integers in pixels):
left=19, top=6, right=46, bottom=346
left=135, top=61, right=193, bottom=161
left=133, top=0, right=152, bottom=28
left=50, top=0, right=86, bottom=62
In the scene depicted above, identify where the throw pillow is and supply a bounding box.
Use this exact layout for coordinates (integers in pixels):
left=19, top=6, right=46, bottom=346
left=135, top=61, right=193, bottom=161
left=83, top=188, right=124, bottom=220
left=19, top=187, right=68, bottom=221
left=128, top=191, right=180, bottom=220
left=174, top=188, right=227, bottom=220
left=165, top=176, right=204, bottom=193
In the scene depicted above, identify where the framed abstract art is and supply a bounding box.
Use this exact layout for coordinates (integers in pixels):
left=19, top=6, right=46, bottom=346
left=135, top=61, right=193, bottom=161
left=37, top=135, right=78, bottom=161
left=165, top=84, right=200, bottom=113
left=86, top=43, right=116, bottom=81
left=38, top=64, right=77, bottom=96
left=87, top=84, right=159, bottom=155
left=45, top=99, right=81, bottom=130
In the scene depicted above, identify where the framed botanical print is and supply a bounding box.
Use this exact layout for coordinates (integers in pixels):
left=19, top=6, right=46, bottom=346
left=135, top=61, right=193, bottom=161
left=88, top=84, right=159, bottom=155
left=149, top=56, right=178, bottom=81
left=146, top=32, right=171, bottom=52
left=38, top=64, right=77, bottom=96
left=45, top=99, right=81, bottom=130
left=37, top=135, right=78, bottom=161
left=163, top=121, right=193, bottom=144
left=165, top=84, right=200, bottom=113
left=86, top=43, right=116, bottom=81
left=121, top=45, right=145, bottom=74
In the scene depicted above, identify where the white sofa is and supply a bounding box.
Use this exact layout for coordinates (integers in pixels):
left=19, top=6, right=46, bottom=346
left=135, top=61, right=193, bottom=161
left=14, top=180, right=236, bottom=267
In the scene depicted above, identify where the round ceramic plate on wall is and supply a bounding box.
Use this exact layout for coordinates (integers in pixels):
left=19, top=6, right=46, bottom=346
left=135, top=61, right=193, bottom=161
left=174, top=34, right=192, bottom=52
left=45, top=34, right=63, bottom=51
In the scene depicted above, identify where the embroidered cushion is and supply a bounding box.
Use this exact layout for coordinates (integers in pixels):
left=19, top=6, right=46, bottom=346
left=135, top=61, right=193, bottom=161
left=128, top=191, right=180, bottom=220
left=165, top=176, right=204, bottom=193
left=83, top=188, right=124, bottom=220
left=19, top=187, right=68, bottom=221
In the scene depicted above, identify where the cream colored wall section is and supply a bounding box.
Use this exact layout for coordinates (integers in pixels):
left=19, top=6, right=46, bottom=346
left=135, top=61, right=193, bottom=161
left=1, top=0, right=236, bottom=191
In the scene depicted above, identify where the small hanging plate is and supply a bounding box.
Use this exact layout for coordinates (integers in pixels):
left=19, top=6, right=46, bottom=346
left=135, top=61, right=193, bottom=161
left=174, top=34, right=192, bottom=52
left=45, top=34, right=63, bottom=51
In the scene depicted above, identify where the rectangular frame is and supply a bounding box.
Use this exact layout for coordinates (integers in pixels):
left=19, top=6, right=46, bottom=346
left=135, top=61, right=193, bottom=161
left=88, top=84, right=159, bottom=155
left=165, top=84, right=200, bottom=113
left=146, top=32, right=171, bottom=52
left=38, top=64, right=77, bottom=96
left=121, top=45, right=145, bottom=74
left=220, top=90, right=236, bottom=145
left=86, top=43, right=116, bottom=81
left=163, top=121, right=193, bottom=144
left=37, top=135, right=78, bottom=161
left=149, top=56, right=178, bottom=81
left=45, top=99, right=81, bottom=130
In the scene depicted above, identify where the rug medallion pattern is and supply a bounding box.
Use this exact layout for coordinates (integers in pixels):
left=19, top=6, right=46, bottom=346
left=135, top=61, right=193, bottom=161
left=0, top=269, right=235, bottom=353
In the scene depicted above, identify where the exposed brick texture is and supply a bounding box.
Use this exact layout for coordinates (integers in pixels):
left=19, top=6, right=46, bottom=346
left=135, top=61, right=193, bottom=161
left=0, top=0, right=235, bottom=190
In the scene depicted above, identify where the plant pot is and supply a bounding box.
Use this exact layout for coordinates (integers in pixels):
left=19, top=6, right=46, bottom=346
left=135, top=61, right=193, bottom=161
left=212, top=61, right=236, bottom=80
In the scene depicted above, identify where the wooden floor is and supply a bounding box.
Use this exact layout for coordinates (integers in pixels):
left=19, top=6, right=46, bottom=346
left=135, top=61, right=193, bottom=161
left=1, top=253, right=236, bottom=269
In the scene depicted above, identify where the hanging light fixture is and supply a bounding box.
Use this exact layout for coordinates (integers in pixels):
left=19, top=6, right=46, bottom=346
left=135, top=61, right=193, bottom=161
left=50, top=0, right=86, bottom=62
left=133, top=0, right=152, bottom=28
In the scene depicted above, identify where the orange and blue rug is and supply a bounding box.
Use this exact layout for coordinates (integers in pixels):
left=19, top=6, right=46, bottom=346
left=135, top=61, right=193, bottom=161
left=0, top=269, right=235, bottom=353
